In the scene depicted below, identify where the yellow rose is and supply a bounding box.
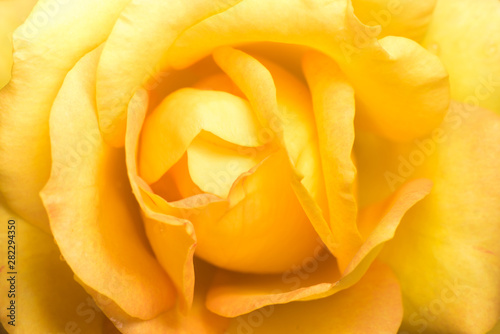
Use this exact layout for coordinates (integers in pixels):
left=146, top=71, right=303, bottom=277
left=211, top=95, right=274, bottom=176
left=1, top=0, right=499, bottom=333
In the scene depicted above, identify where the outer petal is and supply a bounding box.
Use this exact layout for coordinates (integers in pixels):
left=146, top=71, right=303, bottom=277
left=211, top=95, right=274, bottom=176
left=351, top=0, right=437, bottom=40
left=40, top=48, right=176, bottom=320
left=80, top=259, right=230, bottom=334
left=422, top=0, right=500, bottom=114
left=0, top=0, right=130, bottom=233
left=224, top=262, right=403, bottom=334
left=168, top=0, right=449, bottom=141
left=96, top=0, right=243, bottom=147
left=380, top=102, right=500, bottom=333
left=0, top=205, right=108, bottom=333
left=0, top=0, right=38, bottom=88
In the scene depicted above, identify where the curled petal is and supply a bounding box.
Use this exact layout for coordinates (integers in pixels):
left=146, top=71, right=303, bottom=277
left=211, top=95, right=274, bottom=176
left=0, top=0, right=130, bottom=233
left=205, top=179, right=430, bottom=316
left=96, top=0, right=244, bottom=146
left=224, top=262, right=403, bottom=334
left=41, top=48, right=176, bottom=320
left=302, top=50, right=360, bottom=270
left=139, top=88, right=264, bottom=184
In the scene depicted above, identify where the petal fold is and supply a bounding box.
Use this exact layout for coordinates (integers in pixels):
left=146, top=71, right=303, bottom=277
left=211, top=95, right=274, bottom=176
left=41, top=48, right=176, bottom=321
left=0, top=0, right=130, bottom=233
left=96, top=0, right=244, bottom=146
left=224, top=262, right=403, bottom=334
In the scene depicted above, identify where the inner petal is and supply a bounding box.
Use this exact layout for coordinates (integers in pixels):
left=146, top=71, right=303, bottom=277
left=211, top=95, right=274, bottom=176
left=187, top=131, right=270, bottom=198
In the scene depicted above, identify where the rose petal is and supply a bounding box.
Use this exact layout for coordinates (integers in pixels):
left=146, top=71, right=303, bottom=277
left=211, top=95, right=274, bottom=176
left=212, top=46, right=331, bottom=248
left=79, top=259, right=230, bottom=334
left=379, top=102, right=500, bottom=333
left=422, top=0, right=500, bottom=114
left=347, top=35, right=449, bottom=141
left=139, top=88, right=264, bottom=185
left=351, top=0, right=437, bottom=40
left=168, top=0, right=449, bottom=141
left=206, top=179, right=430, bottom=316
left=40, top=48, right=176, bottom=320
left=194, top=150, right=323, bottom=273
left=186, top=134, right=268, bottom=198
left=0, top=0, right=38, bottom=88
left=224, top=261, right=402, bottom=334
left=302, top=51, right=361, bottom=270
left=0, top=205, right=109, bottom=333
left=127, top=88, right=227, bottom=311
left=0, top=0, right=130, bottom=233
left=96, top=0, right=243, bottom=147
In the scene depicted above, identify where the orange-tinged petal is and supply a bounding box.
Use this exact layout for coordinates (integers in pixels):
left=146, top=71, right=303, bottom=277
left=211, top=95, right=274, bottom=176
left=302, top=51, right=361, bottom=270
left=212, top=46, right=331, bottom=255
left=96, top=0, right=243, bottom=147
left=205, top=179, right=430, bottom=316
left=139, top=88, right=264, bottom=184
left=0, top=205, right=108, bottom=333
left=127, top=89, right=226, bottom=310
left=40, top=48, right=176, bottom=320
left=351, top=0, right=437, bottom=40
left=194, top=150, right=321, bottom=274
left=422, top=0, right=500, bottom=114
left=207, top=249, right=339, bottom=317
left=79, top=259, right=230, bottom=334
left=168, top=0, right=449, bottom=141
left=0, top=0, right=38, bottom=88
left=380, top=102, right=500, bottom=333
left=0, top=0, right=130, bottom=233
left=224, top=262, right=402, bottom=334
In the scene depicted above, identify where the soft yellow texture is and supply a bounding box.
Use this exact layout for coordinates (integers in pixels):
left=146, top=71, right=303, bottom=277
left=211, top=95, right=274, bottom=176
left=40, top=48, right=176, bottom=320
left=186, top=134, right=268, bottom=198
left=224, top=262, right=403, bottom=334
left=352, top=0, right=437, bottom=40
left=380, top=102, right=500, bottom=333
left=302, top=51, right=360, bottom=270
left=0, top=205, right=108, bottom=333
left=96, top=0, right=244, bottom=147
left=422, top=0, right=500, bottom=114
left=0, top=0, right=131, bottom=233
left=0, top=0, right=38, bottom=88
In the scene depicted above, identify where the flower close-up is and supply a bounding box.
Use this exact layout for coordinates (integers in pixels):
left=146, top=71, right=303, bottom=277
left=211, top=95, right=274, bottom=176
left=1, top=0, right=500, bottom=333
